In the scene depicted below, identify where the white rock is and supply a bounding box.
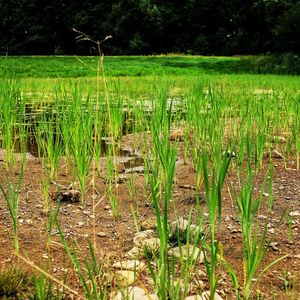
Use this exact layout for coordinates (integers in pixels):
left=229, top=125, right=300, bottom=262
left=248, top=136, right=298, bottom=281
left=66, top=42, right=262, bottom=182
left=169, top=245, right=204, bottom=263
left=170, top=217, right=189, bottom=232
left=126, top=247, right=142, bottom=259
left=97, top=231, right=107, bottom=237
left=113, top=260, right=146, bottom=271
left=78, top=222, right=84, bottom=227
left=200, top=291, right=223, bottom=300
left=113, top=287, right=158, bottom=300
left=133, top=230, right=155, bottom=247
left=289, top=211, right=300, bottom=217
left=185, top=296, right=202, bottom=300
left=142, top=238, right=160, bottom=252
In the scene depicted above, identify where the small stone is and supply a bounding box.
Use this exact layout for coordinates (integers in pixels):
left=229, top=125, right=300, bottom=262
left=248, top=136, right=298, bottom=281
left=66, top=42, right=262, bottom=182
left=127, top=247, right=142, bottom=259
left=113, top=287, right=158, bottom=300
left=104, top=205, right=110, bottom=210
left=142, top=238, right=160, bottom=252
left=42, top=254, right=49, bottom=259
left=97, top=232, right=107, bottom=237
left=36, top=204, right=43, bottom=209
left=200, top=291, right=223, bottom=300
left=78, top=222, right=84, bottom=227
left=268, top=228, right=275, bottom=234
left=270, top=242, right=279, bottom=251
left=125, top=166, right=145, bottom=174
left=169, top=245, right=204, bottom=263
left=112, top=260, right=146, bottom=271
left=133, top=230, right=155, bottom=246
left=289, top=211, right=300, bottom=217
left=185, top=296, right=201, bottom=300
left=140, top=217, right=157, bottom=231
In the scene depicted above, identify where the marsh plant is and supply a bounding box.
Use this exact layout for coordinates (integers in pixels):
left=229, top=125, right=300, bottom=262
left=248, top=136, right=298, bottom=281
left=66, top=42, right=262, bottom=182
left=0, top=153, right=25, bottom=255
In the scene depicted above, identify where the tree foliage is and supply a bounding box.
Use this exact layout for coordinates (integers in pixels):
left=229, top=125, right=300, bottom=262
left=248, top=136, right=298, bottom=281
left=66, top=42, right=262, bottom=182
left=0, top=0, right=298, bottom=55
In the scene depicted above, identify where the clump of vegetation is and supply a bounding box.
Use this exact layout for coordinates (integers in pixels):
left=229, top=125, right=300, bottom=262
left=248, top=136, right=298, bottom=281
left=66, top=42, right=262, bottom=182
left=0, top=266, right=32, bottom=299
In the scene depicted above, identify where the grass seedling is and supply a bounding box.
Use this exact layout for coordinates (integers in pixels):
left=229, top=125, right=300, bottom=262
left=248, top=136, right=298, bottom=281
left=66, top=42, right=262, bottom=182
left=202, top=147, right=233, bottom=300
left=236, top=173, right=287, bottom=299
left=0, top=153, right=25, bottom=255
left=56, top=219, right=108, bottom=299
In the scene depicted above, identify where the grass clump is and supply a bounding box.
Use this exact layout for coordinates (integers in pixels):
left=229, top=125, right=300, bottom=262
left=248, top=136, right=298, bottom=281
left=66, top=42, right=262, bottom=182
left=0, top=266, right=31, bottom=299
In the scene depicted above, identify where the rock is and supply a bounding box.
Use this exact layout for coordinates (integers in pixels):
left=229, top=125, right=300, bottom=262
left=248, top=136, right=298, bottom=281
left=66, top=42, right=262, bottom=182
left=142, top=238, right=160, bottom=252
left=270, top=242, right=279, bottom=251
left=200, top=291, right=223, bottom=300
left=115, top=270, right=137, bottom=286
left=268, top=228, right=275, bottom=234
left=78, top=222, right=84, bottom=227
left=170, top=217, right=189, bottom=232
left=113, top=260, right=146, bottom=271
left=113, top=287, right=158, bottom=300
left=289, top=211, right=300, bottom=217
left=97, top=231, right=107, bottom=237
left=169, top=245, right=204, bottom=263
left=126, top=247, right=142, bottom=259
left=52, top=190, right=81, bottom=203
left=133, top=230, right=155, bottom=247
left=170, top=217, right=198, bottom=236
left=185, top=296, right=202, bottom=300
left=140, top=217, right=157, bottom=231
left=125, top=166, right=145, bottom=174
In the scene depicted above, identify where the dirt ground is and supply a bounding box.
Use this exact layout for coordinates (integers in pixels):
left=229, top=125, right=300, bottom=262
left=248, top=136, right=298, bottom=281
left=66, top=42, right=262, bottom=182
left=0, top=133, right=299, bottom=299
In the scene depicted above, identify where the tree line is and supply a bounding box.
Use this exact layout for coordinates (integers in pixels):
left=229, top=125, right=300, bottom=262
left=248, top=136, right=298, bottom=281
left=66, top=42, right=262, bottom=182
left=1, top=0, right=299, bottom=55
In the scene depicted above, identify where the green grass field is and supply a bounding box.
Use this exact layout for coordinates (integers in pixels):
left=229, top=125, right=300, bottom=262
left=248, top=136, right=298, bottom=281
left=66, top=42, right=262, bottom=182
left=0, top=55, right=299, bottom=299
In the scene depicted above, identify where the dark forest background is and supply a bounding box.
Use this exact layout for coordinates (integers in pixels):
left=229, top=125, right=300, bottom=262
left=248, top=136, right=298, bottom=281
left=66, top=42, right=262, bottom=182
left=1, top=0, right=299, bottom=55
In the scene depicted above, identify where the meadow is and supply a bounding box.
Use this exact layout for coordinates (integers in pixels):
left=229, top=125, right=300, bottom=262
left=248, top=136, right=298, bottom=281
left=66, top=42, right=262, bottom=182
left=0, top=55, right=299, bottom=300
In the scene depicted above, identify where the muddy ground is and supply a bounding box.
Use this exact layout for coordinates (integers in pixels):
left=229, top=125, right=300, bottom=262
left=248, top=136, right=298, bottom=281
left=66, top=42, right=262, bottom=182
left=0, top=133, right=299, bottom=299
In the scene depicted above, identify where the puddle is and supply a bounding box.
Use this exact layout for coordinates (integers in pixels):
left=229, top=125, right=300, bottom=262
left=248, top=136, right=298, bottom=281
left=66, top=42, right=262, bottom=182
left=1, top=98, right=188, bottom=172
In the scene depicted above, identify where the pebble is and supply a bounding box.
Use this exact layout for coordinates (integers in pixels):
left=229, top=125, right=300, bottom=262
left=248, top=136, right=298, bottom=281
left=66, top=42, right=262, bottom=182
left=185, top=292, right=224, bottom=300
left=112, top=260, right=146, bottom=271
left=78, top=222, right=84, bottom=227
left=113, top=287, right=158, bottom=300
left=140, top=217, right=157, bottom=230
left=289, top=211, right=300, bottom=217
left=127, top=247, right=142, bottom=259
left=169, top=245, right=204, bottom=263
left=270, top=242, right=279, bottom=251
left=133, top=230, right=155, bottom=247
left=97, top=231, right=107, bottom=237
